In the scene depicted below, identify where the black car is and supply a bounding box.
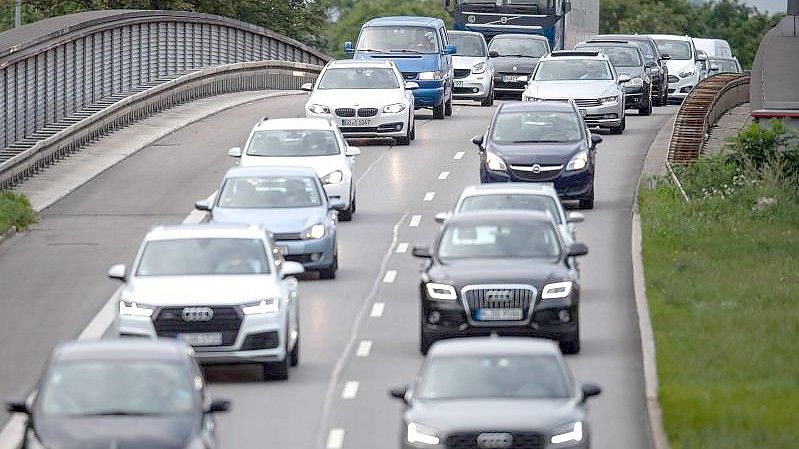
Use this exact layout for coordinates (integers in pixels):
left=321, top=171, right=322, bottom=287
left=590, top=34, right=671, bottom=106
left=575, top=41, right=653, bottom=115
left=476, top=101, right=601, bottom=209
left=488, top=34, right=551, bottom=98
left=413, top=211, right=588, bottom=354
left=6, top=340, right=230, bottom=449
left=391, top=337, right=601, bottom=449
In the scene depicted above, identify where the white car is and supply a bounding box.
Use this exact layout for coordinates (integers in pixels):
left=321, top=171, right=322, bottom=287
left=648, top=34, right=707, bottom=101
left=447, top=30, right=495, bottom=106
left=108, top=225, right=305, bottom=380
left=302, top=59, right=417, bottom=145
left=227, top=117, right=360, bottom=221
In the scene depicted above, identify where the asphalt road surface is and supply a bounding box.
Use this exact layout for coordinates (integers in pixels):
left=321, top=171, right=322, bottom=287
left=0, top=94, right=675, bottom=449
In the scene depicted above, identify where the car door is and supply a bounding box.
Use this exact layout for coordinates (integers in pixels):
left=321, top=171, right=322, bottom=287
left=438, top=26, right=453, bottom=97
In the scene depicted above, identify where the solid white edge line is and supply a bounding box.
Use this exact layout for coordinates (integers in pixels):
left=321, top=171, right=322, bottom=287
left=370, top=302, right=385, bottom=318
left=396, top=242, right=409, bottom=254
left=356, top=340, right=372, bottom=357
left=326, top=429, right=346, bottom=449
left=341, top=381, right=360, bottom=399
left=438, top=171, right=450, bottom=180
left=409, top=215, right=422, bottom=227
left=382, top=270, right=397, bottom=283
left=453, top=151, right=465, bottom=160
left=423, top=191, right=436, bottom=201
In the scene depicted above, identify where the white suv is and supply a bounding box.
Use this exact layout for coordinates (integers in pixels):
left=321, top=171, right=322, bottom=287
left=108, top=225, right=304, bottom=380
left=227, top=117, right=360, bottom=221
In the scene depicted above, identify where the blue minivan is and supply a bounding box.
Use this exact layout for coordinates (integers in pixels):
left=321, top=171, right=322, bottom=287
left=345, top=16, right=456, bottom=120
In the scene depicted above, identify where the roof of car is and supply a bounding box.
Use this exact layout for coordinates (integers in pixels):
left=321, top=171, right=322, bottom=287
left=578, top=41, right=640, bottom=50
left=447, top=30, right=483, bottom=37
left=253, top=117, right=336, bottom=132
left=54, top=339, right=191, bottom=363
left=592, top=34, right=656, bottom=43
left=428, top=337, right=561, bottom=357
left=459, top=183, right=558, bottom=198
left=543, top=50, right=608, bottom=60
left=491, top=33, right=549, bottom=41
left=145, top=224, right=269, bottom=241
left=363, top=16, right=444, bottom=27
left=326, top=59, right=395, bottom=69
left=446, top=210, right=555, bottom=225
left=498, top=100, right=578, bottom=114
left=647, top=34, right=693, bottom=42
left=224, top=165, right=318, bottom=179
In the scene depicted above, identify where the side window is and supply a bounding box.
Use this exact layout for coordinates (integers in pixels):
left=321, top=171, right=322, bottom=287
left=438, top=28, right=447, bottom=50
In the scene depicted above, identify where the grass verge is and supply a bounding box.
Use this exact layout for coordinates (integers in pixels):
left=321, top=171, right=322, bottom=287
left=0, top=190, right=37, bottom=235
left=639, top=178, right=798, bottom=449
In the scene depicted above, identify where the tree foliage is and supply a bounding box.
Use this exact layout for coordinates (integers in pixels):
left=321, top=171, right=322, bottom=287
left=600, top=0, right=783, bottom=68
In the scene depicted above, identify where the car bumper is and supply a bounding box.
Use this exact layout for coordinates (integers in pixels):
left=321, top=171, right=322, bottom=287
left=623, top=86, right=645, bottom=109
left=579, top=102, right=624, bottom=128
left=480, top=166, right=594, bottom=201
left=307, top=110, right=410, bottom=138
left=118, top=309, right=288, bottom=364
left=412, top=82, right=446, bottom=107
left=277, top=234, right=336, bottom=270
left=322, top=179, right=352, bottom=208
left=493, top=73, right=528, bottom=95
left=668, top=73, right=700, bottom=99
left=453, top=72, right=492, bottom=99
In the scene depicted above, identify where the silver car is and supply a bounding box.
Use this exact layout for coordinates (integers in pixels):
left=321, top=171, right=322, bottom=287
left=522, top=50, right=628, bottom=134
left=108, top=225, right=304, bottom=380
left=448, top=30, right=495, bottom=106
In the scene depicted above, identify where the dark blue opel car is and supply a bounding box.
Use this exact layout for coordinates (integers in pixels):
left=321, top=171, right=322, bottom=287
left=473, top=101, right=601, bottom=209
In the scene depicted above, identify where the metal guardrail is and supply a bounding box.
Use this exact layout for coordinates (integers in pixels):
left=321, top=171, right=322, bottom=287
left=667, top=73, right=750, bottom=164
left=0, top=60, right=321, bottom=189
left=0, top=10, right=330, bottom=153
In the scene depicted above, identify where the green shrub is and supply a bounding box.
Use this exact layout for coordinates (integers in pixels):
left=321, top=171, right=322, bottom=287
left=726, top=119, right=799, bottom=179
left=0, top=191, right=37, bottom=233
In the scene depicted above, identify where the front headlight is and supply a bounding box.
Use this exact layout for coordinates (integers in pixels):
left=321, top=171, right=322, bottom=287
left=679, top=68, right=695, bottom=78
left=303, top=223, right=326, bottom=240
left=425, top=283, right=457, bottom=300
left=119, top=300, right=154, bottom=318
left=383, top=103, right=407, bottom=113
left=407, top=422, right=440, bottom=446
left=551, top=421, right=583, bottom=444
left=624, top=77, right=644, bottom=87
left=321, top=170, right=344, bottom=185
left=472, top=62, right=486, bottom=74
left=542, top=281, right=573, bottom=299
left=242, top=299, right=279, bottom=315
left=599, top=95, right=618, bottom=104
left=485, top=151, right=507, bottom=171
left=308, top=104, right=331, bottom=114
left=418, top=71, right=445, bottom=80
left=566, top=151, right=588, bottom=171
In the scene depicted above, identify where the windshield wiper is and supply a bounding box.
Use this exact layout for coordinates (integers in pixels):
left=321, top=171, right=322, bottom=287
left=72, top=410, right=165, bottom=417
left=501, top=54, right=535, bottom=58
left=389, top=49, right=423, bottom=54
left=357, top=48, right=382, bottom=53
left=512, top=140, right=563, bottom=143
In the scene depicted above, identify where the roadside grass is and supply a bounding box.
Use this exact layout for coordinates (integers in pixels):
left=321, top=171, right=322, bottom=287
left=639, top=181, right=799, bottom=449
left=0, top=190, right=37, bottom=235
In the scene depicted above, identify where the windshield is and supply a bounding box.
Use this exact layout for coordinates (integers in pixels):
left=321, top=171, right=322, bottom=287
left=654, top=39, right=692, bottom=60
left=246, top=130, right=339, bottom=157
left=357, top=26, right=439, bottom=54
left=492, top=111, right=582, bottom=143
left=137, top=238, right=270, bottom=276
left=438, top=220, right=561, bottom=260
left=534, top=59, right=613, bottom=81
left=578, top=46, right=642, bottom=67
left=488, top=38, right=548, bottom=58
left=218, top=176, right=322, bottom=209
left=463, top=0, right=554, bottom=8
left=710, top=59, right=740, bottom=74
left=449, top=34, right=485, bottom=57
left=317, top=68, right=400, bottom=90
left=418, top=355, right=570, bottom=400
left=39, top=361, right=194, bottom=416
left=459, top=194, right=562, bottom=224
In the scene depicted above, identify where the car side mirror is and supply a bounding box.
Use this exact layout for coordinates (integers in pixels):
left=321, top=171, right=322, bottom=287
left=227, top=147, right=242, bottom=158
left=6, top=400, right=30, bottom=415
left=300, top=82, right=313, bottom=92
left=581, top=383, right=602, bottom=401
left=389, top=384, right=410, bottom=403
left=434, top=212, right=450, bottom=224
left=488, top=50, right=499, bottom=58
left=696, top=51, right=707, bottom=62
left=618, top=74, right=632, bottom=84
left=108, top=264, right=127, bottom=281
left=194, top=200, right=211, bottom=212
left=281, top=261, right=305, bottom=278
left=471, top=134, right=484, bottom=147
left=345, top=146, right=361, bottom=157
left=660, top=53, right=671, bottom=60
left=405, top=81, right=420, bottom=90
left=205, top=399, right=231, bottom=414
left=590, top=134, right=603, bottom=145
left=645, top=61, right=658, bottom=69
left=329, top=198, right=347, bottom=210
left=412, top=246, right=432, bottom=258
left=344, top=41, right=354, bottom=55
left=443, top=44, right=457, bottom=55
left=566, top=212, right=585, bottom=223
left=567, top=242, right=589, bottom=257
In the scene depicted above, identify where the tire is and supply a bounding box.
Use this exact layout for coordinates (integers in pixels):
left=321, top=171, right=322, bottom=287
left=639, top=87, right=653, bottom=116
left=289, top=328, right=300, bottom=367
left=396, top=120, right=411, bottom=146
left=420, top=327, right=435, bottom=355
left=480, top=87, right=494, bottom=106
left=432, top=101, right=445, bottom=119
left=609, top=114, right=626, bottom=135
left=409, top=117, right=416, bottom=140
left=318, top=253, right=337, bottom=280
left=444, top=94, right=453, bottom=116
left=560, top=338, right=581, bottom=355
left=263, top=340, right=290, bottom=380
left=338, top=195, right=354, bottom=221
left=579, top=188, right=595, bottom=210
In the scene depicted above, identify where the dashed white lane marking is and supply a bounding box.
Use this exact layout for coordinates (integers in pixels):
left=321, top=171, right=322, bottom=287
left=370, top=302, right=385, bottom=318
left=453, top=151, right=465, bottom=160
left=409, top=215, right=422, bottom=227
left=383, top=270, right=397, bottom=283
left=423, top=191, right=436, bottom=201
left=438, top=171, right=450, bottom=180
left=356, top=340, right=373, bottom=357
left=342, top=381, right=360, bottom=399
left=396, top=242, right=409, bottom=253
left=327, top=429, right=346, bottom=449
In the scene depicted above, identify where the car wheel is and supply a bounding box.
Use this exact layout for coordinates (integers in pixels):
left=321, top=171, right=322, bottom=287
left=559, top=337, right=581, bottom=355
left=639, top=87, right=653, bottom=116
left=420, top=326, right=435, bottom=355
left=480, top=87, right=494, bottom=106
left=338, top=197, right=354, bottom=221
left=433, top=101, right=445, bottom=120
left=444, top=93, right=453, bottom=116
left=263, top=340, right=290, bottom=380
left=396, top=121, right=411, bottom=146
left=289, top=328, right=300, bottom=367
left=579, top=187, right=595, bottom=210
left=409, top=117, right=416, bottom=140
left=609, top=114, right=626, bottom=135
left=318, top=253, right=338, bottom=280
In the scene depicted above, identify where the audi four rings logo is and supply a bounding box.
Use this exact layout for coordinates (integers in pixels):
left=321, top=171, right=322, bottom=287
left=182, top=307, right=214, bottom=322
left=532, top=164, right=542, bottom=173
left=486, top=290, right=511, bottom=301
left=477, top=432, right=513, bottom=449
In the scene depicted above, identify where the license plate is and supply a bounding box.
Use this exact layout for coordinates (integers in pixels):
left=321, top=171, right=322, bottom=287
left=341, top=118, right=371, bottom=126
left=454, top=80, right=464, bottom=88
left=179, top=333, right=222, bottom=346
left=502, top=75, right=519, bottom=83
left=477, top=308, right=523, bottom=321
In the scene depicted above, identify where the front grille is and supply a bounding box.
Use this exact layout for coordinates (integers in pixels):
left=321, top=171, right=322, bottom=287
left=357, top=108, right=378, bottom=117
left=402, top=72, right=417, bottom=80
left=446, top=431, right=545, bottom=449
left=335, top=108, right=356, bottom=117
left=241, top=331, right=279, bottom=350
left=462, top=286, right=535, bottom=321
left=668, top=75, right=679, bottom=84
left=574, top=98, right=602, bottom=108
left=454, top=69, right=471, bottom=79
left=153, top=306, right=242, bottom=346
left=285, top=254, right=313, bottom=263
left=272, top=232, right=302, bottom=241
left=510, top=166, right=562, bottom=182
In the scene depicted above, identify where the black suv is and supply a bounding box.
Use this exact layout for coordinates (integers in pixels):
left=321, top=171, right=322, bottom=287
left=590, top=34, right=670, bottom=106
left=575, top=41, right=653, bottom=115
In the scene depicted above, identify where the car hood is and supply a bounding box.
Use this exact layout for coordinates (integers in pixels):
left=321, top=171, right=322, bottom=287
left=488, top=140, right=585, bottom=165
left=405, top=398, right=583, bottom=434
left=492, top=56, right=540, bottom=74
left=123, top=275, right=282, bottom=306
left=34, top=415, right=195, bottom=449
left=665, top=59, right=694, bottom=75
left=239, top=154, right=345, bottom=176
left=453, top=56, right=487, bottom=70
left=308, top=89, right=407, bottom=108
left=354, top=52, right=440, bottom=73
left=616, top=66, right=645, bottom=79
left=523, top=80, right=620, bottom=100
left=428, top=258, right=568, bottom=288
left=210, top=206, right=326, bottom=233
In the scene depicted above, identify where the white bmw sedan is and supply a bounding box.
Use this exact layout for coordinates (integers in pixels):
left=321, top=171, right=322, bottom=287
left=302, top=59, right=417, bottom=145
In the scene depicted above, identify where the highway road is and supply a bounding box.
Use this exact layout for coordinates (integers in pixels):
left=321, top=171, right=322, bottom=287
left=0, top=94, right=675, bottom=449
